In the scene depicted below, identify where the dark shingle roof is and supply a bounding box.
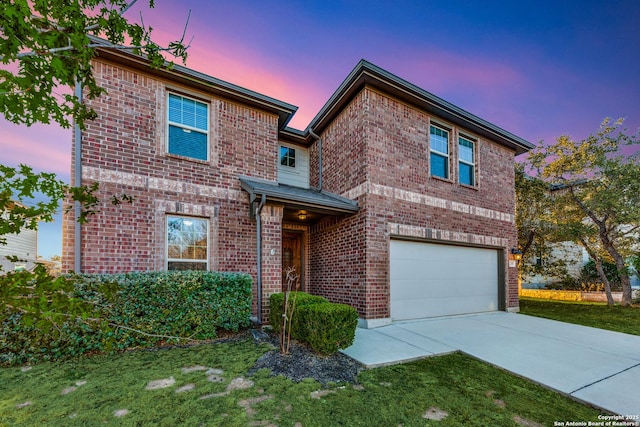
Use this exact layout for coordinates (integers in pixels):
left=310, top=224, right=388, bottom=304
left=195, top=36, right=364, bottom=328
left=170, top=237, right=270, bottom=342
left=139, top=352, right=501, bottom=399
left=239, top=177, right=358, bottom=214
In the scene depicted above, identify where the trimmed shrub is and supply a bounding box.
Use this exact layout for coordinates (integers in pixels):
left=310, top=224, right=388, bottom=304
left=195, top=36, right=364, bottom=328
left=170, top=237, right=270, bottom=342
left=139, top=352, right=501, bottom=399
left=269, top=292, right=327, bottom=336
left=298, top=303, right=358, bottom=355
left=269, top=291, right=358, bottom=355
left=1, top=270, right=252, bottom=366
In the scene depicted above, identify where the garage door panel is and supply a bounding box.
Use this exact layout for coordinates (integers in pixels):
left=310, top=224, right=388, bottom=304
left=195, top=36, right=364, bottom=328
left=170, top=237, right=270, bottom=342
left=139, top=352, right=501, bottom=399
left=390, top=240, right=499, bottom=321
left=392, top=295, right=498, bottom=319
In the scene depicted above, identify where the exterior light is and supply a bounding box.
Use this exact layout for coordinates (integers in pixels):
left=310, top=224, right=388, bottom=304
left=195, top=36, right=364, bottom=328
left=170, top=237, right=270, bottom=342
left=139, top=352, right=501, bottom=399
left=510, top=248, right=523, bottom=261
left=298, top=211, right=307, bottom=220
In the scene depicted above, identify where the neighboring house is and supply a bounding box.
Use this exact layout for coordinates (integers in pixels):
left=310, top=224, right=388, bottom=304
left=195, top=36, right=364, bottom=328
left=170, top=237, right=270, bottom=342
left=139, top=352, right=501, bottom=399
left=0, top=202, right=38, bottom=273
left=62, top=40, right=534, bottom=326
left=522, top=242, right=640, bottom=290
left=521, top=242, right=589, bottom=289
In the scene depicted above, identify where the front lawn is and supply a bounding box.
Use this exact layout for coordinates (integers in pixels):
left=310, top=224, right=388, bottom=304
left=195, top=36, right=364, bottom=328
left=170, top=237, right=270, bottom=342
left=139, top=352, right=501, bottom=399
left=520, top=297, right=640, bottom=336
left=0, top=337, right=602, bottom=426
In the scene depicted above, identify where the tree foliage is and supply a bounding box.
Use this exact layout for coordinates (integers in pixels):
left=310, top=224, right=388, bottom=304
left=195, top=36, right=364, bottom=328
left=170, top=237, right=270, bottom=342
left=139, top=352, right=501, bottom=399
left=525, top=118, right=640, bottom=305
left=515, top=163, right=569, bottom=281
left=1, top=1, right=188, bottom=354
left=0, top=164, right=131, bottom=247
left=0, top=0, right=190, bottom=129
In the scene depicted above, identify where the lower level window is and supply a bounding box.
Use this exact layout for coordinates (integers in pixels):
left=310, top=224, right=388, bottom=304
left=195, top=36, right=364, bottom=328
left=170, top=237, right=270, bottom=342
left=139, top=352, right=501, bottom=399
left=166, top=215, right=208, bottom=270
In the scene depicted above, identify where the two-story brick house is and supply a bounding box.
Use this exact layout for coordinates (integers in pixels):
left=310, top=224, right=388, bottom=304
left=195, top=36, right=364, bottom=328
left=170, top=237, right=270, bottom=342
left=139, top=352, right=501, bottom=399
left=63, top=41, right=534, bottom=327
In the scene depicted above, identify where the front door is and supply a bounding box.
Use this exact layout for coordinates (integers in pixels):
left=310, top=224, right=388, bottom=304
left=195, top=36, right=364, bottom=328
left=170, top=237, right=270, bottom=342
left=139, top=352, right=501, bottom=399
left=282, top=231, right=303, bottom=291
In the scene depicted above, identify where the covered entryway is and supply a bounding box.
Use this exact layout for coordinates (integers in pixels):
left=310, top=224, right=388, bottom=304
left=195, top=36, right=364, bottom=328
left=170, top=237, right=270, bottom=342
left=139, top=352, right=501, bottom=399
left=282, top=231, right=303, bottom=291
left=390, top=240, right=500, bottom=320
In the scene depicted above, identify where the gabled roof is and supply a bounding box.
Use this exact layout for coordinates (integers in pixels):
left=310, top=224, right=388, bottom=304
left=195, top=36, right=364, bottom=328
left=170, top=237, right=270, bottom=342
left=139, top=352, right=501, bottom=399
left=89, top=37, right=298, bottom=130
left=89, top=38, right=533, bottom=154
left=296, top=60, right=535, bottom=155
left=239, top=176, right=358, bottom=214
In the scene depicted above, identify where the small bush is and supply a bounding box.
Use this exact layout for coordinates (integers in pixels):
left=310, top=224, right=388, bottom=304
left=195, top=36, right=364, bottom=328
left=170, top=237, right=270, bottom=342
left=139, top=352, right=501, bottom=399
left=269, top=292, right=327, bottom=335
left=298, top=303, right=358, bottom=354
left=579, top=260, right=622, bottom=291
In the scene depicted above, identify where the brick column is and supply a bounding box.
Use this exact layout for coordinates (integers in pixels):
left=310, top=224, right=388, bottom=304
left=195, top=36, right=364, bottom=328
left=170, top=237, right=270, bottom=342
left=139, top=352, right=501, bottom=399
left=260, top=204, right=283, bottom=324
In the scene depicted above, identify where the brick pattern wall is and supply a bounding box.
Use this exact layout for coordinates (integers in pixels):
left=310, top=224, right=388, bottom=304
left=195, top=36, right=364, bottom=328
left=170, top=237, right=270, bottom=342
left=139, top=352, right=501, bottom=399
left=259, top=205, right=283, bottom=323
left=311, top=88, right=519, bottom=319
left=62, top=59, right=280, bottom=319
left=64, top=58, right=522, bottom=324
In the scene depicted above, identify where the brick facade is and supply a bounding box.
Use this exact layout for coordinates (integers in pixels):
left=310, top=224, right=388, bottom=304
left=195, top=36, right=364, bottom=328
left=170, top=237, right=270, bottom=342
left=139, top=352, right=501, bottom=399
left=63, top=53, right=529, bottom=326
left=309, top=88, right=519, bottom=321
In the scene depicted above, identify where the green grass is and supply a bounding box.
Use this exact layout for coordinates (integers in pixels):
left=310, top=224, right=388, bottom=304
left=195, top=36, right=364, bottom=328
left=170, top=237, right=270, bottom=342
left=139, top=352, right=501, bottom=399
left=520, top=297, right=640, bottom=336
left=1, top=339, right=603, bottom=426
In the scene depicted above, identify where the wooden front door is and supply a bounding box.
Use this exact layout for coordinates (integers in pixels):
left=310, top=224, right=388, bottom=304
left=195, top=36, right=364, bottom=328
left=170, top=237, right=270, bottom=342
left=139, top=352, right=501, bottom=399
left=282, top=231, right=303, bottom=291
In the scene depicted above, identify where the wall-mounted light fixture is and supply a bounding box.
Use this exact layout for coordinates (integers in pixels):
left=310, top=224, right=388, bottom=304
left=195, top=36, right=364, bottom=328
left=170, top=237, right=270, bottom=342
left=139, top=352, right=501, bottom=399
left=298, top=211, right=307, bottom=221
left=510, top=248, right=523, bottom=261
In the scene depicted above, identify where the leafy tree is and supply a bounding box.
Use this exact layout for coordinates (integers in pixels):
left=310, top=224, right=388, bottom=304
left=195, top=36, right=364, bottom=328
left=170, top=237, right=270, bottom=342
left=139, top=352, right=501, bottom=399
left=1, top=1, right=189, bottom=349
left=1, top=0, right=190, bottom=129
left=515, top=163, right=569, bottom=283
left=527, top=119, right=640, bottom=306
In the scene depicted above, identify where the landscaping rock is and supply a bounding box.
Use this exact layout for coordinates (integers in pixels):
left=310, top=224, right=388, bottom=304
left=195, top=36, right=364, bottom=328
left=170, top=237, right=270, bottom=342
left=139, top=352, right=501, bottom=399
left=227, top=377, right=254, bottom=391
left=423, top=407, right=448, bottom=421
left=310, top=389, right=336, bottom=399
left=181, top=365, right=209, bottom=374
left=513, top=415, right=543, bottom=427
left=205, top=368, right=224, bottom=375
left=114, top=409, right=130, bottom=417
left=207, top=374, right=224, bottom=383
left=238, top=395, right=273, bottom=416
left=61, top=386, right=77, bottom=395
left=176, top=384, right=196, bottom=393
left=145, top=377, right=175, bottom=390
left=16, top=401, right=32, bottom=408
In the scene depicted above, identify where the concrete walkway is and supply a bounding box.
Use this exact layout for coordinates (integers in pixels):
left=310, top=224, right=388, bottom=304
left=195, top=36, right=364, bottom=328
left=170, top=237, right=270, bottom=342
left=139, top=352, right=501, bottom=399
left=341, top=312, right=640, bottom=416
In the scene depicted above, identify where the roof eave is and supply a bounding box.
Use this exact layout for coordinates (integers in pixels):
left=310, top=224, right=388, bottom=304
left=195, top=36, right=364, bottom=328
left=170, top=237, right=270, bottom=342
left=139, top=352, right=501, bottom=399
left=305, top=60, right=535, bottom=155
left=239, top=177, right=359, bottom=214
left=90, top=38, right=297, bottom=130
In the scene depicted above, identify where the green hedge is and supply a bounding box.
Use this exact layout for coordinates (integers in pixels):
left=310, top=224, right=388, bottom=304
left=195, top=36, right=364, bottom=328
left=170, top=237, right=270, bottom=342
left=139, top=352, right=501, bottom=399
left=269, top=292, right=328, bottom=336
left=1, top=271, right=252, bottom=366
left=269, top=292, right=358, bottom=354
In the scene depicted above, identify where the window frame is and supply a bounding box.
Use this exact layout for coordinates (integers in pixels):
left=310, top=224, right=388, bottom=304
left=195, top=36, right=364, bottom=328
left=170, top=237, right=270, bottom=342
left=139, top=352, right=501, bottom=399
left=429, top=124, right=450, bottom=179
left=166, top=215, right=209, bottom=271
left=166, top=92, right=210, bottom=161
left=458, top=135, right=476, bottom=186
left=279, top=145, right=296, bottom=168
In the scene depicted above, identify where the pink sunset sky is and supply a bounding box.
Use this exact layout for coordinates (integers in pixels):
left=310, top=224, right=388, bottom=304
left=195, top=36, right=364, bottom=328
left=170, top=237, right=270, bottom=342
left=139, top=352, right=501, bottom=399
left=1, top=0, right=639, bottom=258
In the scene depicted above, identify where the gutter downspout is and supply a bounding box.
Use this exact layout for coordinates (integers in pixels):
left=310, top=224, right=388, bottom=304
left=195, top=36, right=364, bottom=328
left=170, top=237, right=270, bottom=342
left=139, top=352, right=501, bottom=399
left=74, top=81, right=83, bottom=273
left=255, top=193, right=266, bottom=325
left=309, top=128, right=322, bottom=191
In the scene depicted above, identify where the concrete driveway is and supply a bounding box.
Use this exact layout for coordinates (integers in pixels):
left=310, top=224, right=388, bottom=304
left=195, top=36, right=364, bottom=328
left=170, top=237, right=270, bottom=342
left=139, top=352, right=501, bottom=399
left=341, top=312, right=640, bottom=416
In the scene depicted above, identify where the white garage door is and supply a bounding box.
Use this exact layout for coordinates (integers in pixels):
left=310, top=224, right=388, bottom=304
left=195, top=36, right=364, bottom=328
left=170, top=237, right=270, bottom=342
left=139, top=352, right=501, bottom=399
left=390, top=240, right=499, bottom=321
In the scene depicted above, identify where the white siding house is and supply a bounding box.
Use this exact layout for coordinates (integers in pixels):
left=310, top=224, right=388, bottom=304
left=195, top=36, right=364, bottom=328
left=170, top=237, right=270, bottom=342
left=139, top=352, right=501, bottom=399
left=277, top=143, right=309, bottom=188
left=0, top=228, right=38, bottom=272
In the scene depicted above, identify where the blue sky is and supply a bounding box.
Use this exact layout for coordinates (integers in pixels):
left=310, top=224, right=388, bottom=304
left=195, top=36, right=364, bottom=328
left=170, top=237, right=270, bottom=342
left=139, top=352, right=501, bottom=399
left=2, top=0, right=639, bottom=259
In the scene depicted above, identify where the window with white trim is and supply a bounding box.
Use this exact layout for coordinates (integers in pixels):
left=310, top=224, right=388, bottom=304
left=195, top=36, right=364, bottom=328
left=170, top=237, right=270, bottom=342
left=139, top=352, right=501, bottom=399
left=167, top=93, right=209, bottom=161
left=166, top=216, right=208, bottom=271
left=429, top=125, right=449, bottom=179
left=458, top=136, right=475, bottom=186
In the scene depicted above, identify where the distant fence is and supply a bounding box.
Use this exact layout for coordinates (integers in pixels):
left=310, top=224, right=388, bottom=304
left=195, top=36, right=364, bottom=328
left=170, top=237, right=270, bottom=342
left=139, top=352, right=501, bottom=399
left=520, top=289, right=624, bottom=303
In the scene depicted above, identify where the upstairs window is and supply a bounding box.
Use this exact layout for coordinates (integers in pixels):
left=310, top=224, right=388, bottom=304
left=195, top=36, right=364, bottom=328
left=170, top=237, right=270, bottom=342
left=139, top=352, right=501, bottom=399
left=430, top=125, right=449, bottom=179
left=458, top=136, right=475, bottom=186
left=166, top=216, right=208, bottom=271
left=280, top=146, right=296, bottom=168
left=167, top=93, right=209, bottom=161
